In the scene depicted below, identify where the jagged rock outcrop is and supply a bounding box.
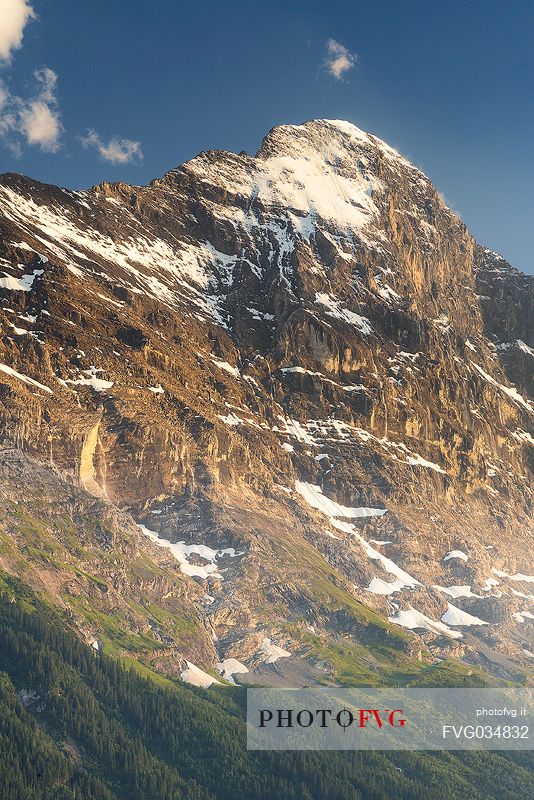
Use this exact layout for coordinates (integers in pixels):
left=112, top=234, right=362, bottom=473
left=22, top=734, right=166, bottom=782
left=475, top=247, right=534, bottom=397
left=0, top=119, right=532, bottom=683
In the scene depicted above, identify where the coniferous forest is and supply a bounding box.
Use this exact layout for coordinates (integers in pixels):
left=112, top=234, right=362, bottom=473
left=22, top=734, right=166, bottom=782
left=0, top=578, right=532, bottom=800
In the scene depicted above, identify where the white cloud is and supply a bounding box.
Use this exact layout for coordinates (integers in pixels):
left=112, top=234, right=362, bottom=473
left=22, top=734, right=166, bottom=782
left=17, top=68, right=62, bottom=151
left=324, top=38, right=357, bottom=81
left=0, top=67, right=62, bottom=153
left=0, top=0, right=35, bottom=62
left=19, top=98, right=61, bottom=150
left=0, top=81, right=9, bottom=109
left=80, top=129, right=143, bottom=164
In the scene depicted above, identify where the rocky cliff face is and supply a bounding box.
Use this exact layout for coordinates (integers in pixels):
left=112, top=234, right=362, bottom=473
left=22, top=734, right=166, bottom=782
left=0, top=119, right=532, bottom=685
left=475, top=248, right=534, bottom=399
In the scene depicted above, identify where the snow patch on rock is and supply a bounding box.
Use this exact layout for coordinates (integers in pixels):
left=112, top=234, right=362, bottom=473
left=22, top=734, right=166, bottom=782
left=180, top=661, right=221, bottom=688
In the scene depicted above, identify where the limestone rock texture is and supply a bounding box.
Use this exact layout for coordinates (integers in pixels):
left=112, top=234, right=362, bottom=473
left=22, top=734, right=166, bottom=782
left=0, top=119, right=532, bottom=684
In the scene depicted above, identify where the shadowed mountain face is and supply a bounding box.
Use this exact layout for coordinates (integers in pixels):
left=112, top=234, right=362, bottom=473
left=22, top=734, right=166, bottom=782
left=0, top=119, right=532, bottom=686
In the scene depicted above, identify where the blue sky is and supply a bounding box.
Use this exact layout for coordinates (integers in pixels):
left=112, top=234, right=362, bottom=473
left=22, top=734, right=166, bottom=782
left=1, top=0, right=533, bottom=273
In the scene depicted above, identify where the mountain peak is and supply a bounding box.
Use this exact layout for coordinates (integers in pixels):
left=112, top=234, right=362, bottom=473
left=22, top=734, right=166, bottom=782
left=257, top=118, right=422, bottom=176
left=0, top=118, right=532, bottom=688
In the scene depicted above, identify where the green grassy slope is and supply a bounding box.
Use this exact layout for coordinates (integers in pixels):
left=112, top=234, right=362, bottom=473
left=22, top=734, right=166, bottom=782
left=0, top=577, right=532, bottom=800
